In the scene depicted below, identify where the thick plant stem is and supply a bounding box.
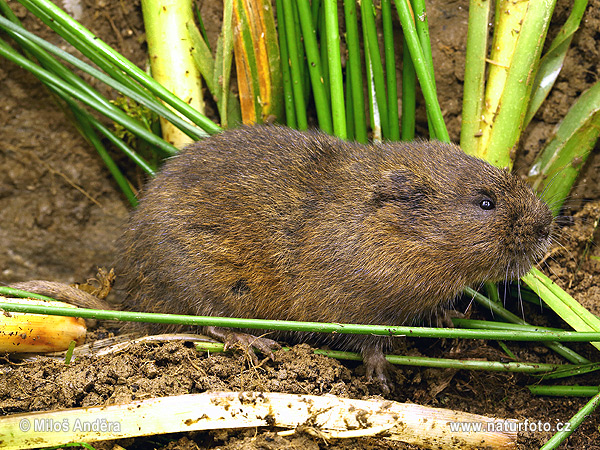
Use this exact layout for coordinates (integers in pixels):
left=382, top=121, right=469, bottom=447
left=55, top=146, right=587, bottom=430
left=141, top=0, right=205, bottom=148
left=460, top=0, right=490, bottom=155
left=477, top=0, right=556, bottom=168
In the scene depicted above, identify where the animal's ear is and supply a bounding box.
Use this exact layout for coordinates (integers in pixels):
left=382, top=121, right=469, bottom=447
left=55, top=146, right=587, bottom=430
left=371, top=169, right=432, bottom=208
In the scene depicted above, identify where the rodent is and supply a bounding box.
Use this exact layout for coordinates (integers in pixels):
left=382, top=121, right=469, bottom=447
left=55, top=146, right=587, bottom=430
left=9, top=125, right=553, bottom=389
left=118, top=125, right=553, bottom=385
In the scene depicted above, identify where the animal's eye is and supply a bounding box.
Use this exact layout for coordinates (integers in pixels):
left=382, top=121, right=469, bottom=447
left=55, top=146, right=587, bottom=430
left=479, top=198, right=495, bottom=210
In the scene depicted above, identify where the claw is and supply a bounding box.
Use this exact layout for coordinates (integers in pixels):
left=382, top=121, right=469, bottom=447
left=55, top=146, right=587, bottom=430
left=206, top=326, right=281, bottom=364
left=362, top=348, right=393, bottom=394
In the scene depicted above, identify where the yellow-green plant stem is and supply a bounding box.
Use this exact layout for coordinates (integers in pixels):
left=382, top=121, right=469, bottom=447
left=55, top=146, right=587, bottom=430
left=142, top=0, right=204, bottom=148
left=477, top=0, right=556, bottom=168
left=460, top=0, right=490, bottom=155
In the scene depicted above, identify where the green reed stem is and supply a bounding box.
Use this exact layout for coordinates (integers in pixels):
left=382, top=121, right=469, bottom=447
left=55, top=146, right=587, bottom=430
left=274, top=0, right=296, bottom=128
left=411, top=0, right=436, bottom=139
left=382, top=0, right=399, bottom=140
left=324, top=0, right=346, bottom=138
left=195, top=341, right=567, bottom=374
left=540, top=390, right=600, bottom=450
left=3, top=292, right=600, bottom=343
left=361, top=0, right=389, bottom=139
left=464, top=287, right=590, bottom=365
left=529, top=385, right=600, bottom=397
left=297, top=0, right=332, bottom=133
left=343, top=0, right=367, bottom=142
left=401, top=36, right=416, bottom=140
left=394, top=0, right=449, bottom=142
left=281, top=0, right=308, bottom=129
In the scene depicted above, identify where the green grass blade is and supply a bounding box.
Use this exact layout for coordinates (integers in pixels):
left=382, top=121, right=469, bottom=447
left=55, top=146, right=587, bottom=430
left=317, top=8, right=331, bottom=106
left=344, top=65, right=355, bottom=140
left=460, top=0, right=490, bottom=155
left=0, top=16, right=206, bottom=141
left=464, top=287, right=591, bottom=365
left=20, top=0, right=220, bottom=134
left=522, top=268, right=600, bottom=352
left=0, top=38, right=178, bottom=156
left=528, top=80, right=600, bottom=214
left=186, top=21, right=216, bottom=96
left=38, top=81, right=139, bottom=205
left=193, top=3, right=211, bottom=52
left=69, top=103, right=139, bottom=207
left=323, top=0, right=346, bottom=138
left=90, top=118, right=156, bottom=178
left=187, top=8, right=242, bottom=127
left=363, top=21, right=379, bottom=138
left=411, top=0, right=437, bottom=140
left=524, top=0, right=588, bottom=127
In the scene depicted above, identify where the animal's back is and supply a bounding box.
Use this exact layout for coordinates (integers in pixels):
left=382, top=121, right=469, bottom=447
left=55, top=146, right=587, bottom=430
left=118, top=126, right=371, bottom=329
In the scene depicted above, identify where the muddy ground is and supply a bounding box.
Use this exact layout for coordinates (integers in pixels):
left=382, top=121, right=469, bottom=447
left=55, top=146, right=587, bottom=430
left=1, top=0, right=600, bottom=449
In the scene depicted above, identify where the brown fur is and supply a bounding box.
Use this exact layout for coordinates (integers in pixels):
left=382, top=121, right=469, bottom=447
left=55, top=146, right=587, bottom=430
left=115, top=125, right=553, bottom=382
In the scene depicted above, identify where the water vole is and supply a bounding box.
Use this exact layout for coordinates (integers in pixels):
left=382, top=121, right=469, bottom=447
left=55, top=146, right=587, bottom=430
left=113, top=125, right=553, bottom=385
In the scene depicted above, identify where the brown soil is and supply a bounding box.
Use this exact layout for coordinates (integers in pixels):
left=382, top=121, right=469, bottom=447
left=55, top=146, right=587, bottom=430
left=1, top=1, right=600, bottom=449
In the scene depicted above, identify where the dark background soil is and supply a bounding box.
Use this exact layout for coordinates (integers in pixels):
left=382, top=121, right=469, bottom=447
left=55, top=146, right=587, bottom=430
left=1, top=0, right=600, bottom=449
